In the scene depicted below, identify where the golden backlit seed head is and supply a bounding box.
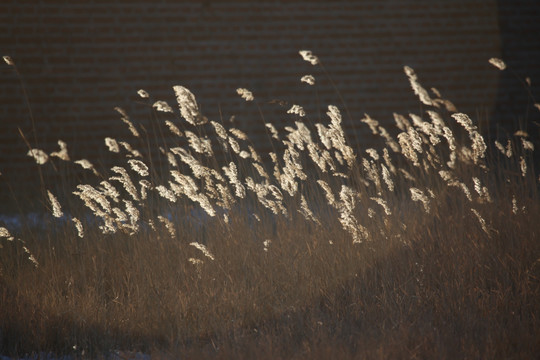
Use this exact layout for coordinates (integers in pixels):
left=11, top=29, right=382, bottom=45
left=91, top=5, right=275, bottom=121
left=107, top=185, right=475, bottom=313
left=488, top=57, right=506, bottom=70
left=301, top=75, right=315, bottom=85
left=173, top=85, right=208, bottom=125
left=190, top=242, right=215, bottom=260
left=404, top=66, right=434, bottom=106
left=287, top=105, right=306, bottom=117
left=137, top=89, right=149, bottom=98
left=72, top=217, right=84, bottom=238
left=299, top=50, right=319, bottom=65
left=47, top=190, right=63, bottom=218
left=236, top=88, right=254, bottom=101
left=3, top=56, right=14, bottom=66
left=50, top=140, right=70, bottom=161
left=27, top=149, right=49, bottom=165
left=128, top=159, right=149, bottom=177
left=0, top=227, right=14, bottom=241
left=152, top=100, right=173, bottom=113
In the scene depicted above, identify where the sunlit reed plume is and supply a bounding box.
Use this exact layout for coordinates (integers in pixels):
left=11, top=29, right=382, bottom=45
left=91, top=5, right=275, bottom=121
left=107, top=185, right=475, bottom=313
left=114, top=107, right=140, bottom=137
left=47, top=190, right=63, bottom=218
left=287, top=104, right=306, bottom=117
left=488, top=57, right=506, bottom=70
left=298, top=194, right=321, bottom=225
left=185, top=131, right=213, bottom=156
left=190, top=242, right=215, bottom=260
left=137, top=89, right=149, bottom=98
left=404, top=66, right=434, bottom=106
left=110, top=166, right=140, bottom=201
left=105, top=137, right=120, bottom=153
left=27, top=148, right=48, bottom=165
left=236, top=88, right=254, bottom=101
left=50, top=140, right=70, bottom=161
left=157, top=215, right=176, bottom=238
left=471, top=208, right=490, bottom=236
left=71, top=217, right=84, bottom=238
left=410, top=187, right=430, bottom=213
left=153, top=100, right=173, bottom=113
left=266, top=123, right=280, bottom=140
left=119, top=141, right=142, bottom=158
left=0, top=227, right=14, bottom=241
left=128, top=159, right=149, bottom=177
left=299, top=50, right=319, bottom=65
left=75, top=159, right=100, bottom=176
left=3, top=55, right=14, bottom=66
left=173, top=85, right=208, bottom=125
left=301, top=75, right=315, bottom=85
left=165, top=120, right=183, bottom=137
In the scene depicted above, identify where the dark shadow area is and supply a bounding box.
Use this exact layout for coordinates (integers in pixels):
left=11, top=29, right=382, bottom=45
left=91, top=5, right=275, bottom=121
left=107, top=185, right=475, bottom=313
left=492, top=0, right=540, bottom=143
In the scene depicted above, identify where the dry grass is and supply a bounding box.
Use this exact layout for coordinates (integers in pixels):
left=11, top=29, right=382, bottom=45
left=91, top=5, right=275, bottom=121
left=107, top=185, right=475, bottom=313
left=1, top=52, right=539, bottom=359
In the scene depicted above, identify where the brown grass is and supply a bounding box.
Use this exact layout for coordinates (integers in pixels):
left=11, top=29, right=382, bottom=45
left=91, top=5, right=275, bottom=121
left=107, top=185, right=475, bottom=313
left=1, top=52, right=539, bottom=359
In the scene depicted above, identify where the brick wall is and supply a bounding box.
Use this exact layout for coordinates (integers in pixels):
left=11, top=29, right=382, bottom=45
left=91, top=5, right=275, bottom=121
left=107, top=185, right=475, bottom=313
left=1, top=0, right=539, bottom=213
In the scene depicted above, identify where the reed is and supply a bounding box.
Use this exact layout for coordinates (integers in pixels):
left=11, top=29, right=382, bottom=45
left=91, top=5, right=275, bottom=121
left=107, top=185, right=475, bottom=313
left=0, top=52, right=539, bottom=359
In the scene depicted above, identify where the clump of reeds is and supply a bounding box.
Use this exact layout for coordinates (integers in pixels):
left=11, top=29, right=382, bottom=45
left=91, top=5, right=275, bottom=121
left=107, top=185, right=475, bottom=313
left=0, top=52, right=539, bottom=359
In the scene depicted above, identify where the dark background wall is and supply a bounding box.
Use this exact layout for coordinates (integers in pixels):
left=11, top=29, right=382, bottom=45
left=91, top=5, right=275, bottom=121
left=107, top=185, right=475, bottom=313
left=1, top=0, right=539, bottom=214
left=494, top=0, right=540, bottom=135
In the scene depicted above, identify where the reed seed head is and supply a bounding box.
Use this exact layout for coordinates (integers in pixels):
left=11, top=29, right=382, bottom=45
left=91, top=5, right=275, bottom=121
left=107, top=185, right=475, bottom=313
left=301, top=75, right=315, bottom=85
left=128, top=159, right=149, bottom=177
left=47, top=190, right=63, bottom=218
left=488, top=57, right=506, bottom=70
left=152, top=100, right=173, bottom=113
left=50, top=140, right=70, bottom=161
left=3, top=55, right=14, bottom=66
left=137, top=89, right=149, bottom=98
left=299, top=50, right=319, bottom=65
left=0, top=227, right=14, bottom=241
left=236, top=88, right=254, bottom=101
left=173, top=85, right=208, bottom=125
left=27, top=149, right=49, bottom=165
left=190, top=242, right=215, bottom=260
